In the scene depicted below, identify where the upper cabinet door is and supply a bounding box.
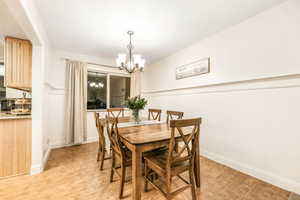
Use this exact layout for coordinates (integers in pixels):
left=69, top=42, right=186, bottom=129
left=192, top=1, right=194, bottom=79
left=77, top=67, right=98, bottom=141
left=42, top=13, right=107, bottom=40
left=4, top=37, right=32, bottom=91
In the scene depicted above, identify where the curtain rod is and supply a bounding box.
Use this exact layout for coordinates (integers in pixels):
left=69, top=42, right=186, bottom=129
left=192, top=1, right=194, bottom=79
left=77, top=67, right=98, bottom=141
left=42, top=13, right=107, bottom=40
left=63, top=58, right=118, bottom=69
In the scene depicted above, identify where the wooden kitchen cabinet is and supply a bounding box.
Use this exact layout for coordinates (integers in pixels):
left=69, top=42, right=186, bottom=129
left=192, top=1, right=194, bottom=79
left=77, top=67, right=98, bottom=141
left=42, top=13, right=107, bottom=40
left=0, top=118, right=32, bottom=178
left=4, top=37, right=32, bottom=90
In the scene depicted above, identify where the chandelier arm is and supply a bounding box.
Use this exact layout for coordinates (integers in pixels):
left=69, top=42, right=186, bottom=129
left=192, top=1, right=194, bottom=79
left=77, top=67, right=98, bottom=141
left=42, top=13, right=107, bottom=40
left=126, top=68, right=131, bottom=74
left=124, top=65, right=132, bottom=74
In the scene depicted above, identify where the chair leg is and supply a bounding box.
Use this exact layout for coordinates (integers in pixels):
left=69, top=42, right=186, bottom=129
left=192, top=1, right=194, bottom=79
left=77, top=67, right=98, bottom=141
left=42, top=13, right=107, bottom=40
left=166, top=176, right=172, bottom=200
left=189, top=168, right=197, bottom=200
left=144, top=162, right=149, bottom=192
left=97, top=148, right=101, bottom=162
left=110, top=152, right=115, bottom=183
left=99, top=148, right=105, bottom=171
left=119, top=162, right=126, bottom=199
left=174, top=142, right=179, bottom=153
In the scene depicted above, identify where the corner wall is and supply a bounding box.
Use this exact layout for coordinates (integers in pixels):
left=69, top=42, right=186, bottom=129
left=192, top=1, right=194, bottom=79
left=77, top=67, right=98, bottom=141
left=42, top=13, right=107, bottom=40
left=142, top=0, right=300, bottom=194
left=44, top=49, right=125, bottom=149
left=4, top=0, right=52, bottom=174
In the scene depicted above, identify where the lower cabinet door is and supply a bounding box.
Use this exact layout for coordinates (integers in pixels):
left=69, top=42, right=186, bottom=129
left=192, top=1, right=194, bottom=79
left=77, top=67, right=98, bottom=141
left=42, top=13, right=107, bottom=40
left=0, top=118, right=31, bottom=178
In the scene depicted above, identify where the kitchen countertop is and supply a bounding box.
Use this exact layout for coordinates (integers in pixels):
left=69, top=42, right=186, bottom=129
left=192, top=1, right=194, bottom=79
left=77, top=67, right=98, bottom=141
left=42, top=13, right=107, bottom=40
left=0, top=113, right=32, bottom=120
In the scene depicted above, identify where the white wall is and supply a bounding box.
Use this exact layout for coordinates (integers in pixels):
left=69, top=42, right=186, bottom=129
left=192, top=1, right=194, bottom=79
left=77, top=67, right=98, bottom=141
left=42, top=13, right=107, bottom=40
left=142, top=0, right=300, bottom=194
left=45, top=49, right=128, bottom=148
left=143, top=0, right=300, bottom=93
left=3, top=0, right=51, bottom=174
left=46, top=49, right=117, bottom=89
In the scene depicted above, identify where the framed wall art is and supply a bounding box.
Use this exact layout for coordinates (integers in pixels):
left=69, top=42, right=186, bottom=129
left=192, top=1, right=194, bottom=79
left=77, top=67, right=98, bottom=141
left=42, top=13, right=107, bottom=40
left=176, top=57, right=210, bottom=80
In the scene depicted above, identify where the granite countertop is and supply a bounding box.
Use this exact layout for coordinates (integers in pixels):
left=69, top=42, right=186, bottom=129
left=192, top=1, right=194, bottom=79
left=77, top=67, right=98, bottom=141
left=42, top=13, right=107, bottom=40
left=0, top=113, right=32, bottom=120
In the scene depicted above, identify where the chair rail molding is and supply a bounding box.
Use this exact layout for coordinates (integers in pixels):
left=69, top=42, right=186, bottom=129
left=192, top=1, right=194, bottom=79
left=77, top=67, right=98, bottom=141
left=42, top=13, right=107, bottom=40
left=142, top=73, right=300, bottom=96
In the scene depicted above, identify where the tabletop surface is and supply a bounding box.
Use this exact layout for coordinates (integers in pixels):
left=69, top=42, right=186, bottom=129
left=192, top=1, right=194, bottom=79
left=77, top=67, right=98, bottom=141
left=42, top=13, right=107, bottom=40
left=118, top=122, right=193, bottom=145
left=98, top=116, right=193, bottom=145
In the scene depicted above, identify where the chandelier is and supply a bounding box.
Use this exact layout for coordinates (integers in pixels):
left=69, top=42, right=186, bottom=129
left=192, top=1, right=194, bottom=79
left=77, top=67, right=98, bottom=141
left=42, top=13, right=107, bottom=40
left=116, top=31, right=145, bottom=73
left=88, top=72, right=104, bottom=88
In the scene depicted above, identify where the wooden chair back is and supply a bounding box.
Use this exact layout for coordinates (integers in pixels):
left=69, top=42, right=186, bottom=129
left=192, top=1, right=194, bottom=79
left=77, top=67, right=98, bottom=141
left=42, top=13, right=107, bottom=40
left=148, top=109, right=162, bottom=121
left=107, top=108, right=125, bottom=118
left=167, top=118, right=201, bottom=169
left=166, top=110, right=184, bottom=124
left=105, top=116, right=125, bottom=158
left=94, top=112, right=105, bottom=147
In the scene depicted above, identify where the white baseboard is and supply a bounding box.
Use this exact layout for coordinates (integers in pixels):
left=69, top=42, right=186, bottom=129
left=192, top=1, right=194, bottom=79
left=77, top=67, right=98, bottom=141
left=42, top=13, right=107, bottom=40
left=51, top=137, right=99, bottom=149
left=30, top=137, right=98, bottom=176
left=201, top=149, right=300, bottom=195
left=30, top=164, right=43, bottom=175
left=84, top=136, right=98, bottom=144
left=30, top=148, right=52, bottom=175
left=50, top=141, right=68, bottom=149
left=42, top=148, right=51, bottom=170
left=46, top=141, right=300, bottom=194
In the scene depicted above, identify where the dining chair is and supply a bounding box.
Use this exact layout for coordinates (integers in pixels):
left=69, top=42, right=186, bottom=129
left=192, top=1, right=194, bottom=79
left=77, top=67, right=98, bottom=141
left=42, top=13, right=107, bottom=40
left=105, top=116, right=131, bottom=199
left=107, top=108, right=125, bottom=118
left=148, top=108, right=162, bottom=121
left=166, top=110, right=184, bottom=124
left=94, top=112, right=111, bottom=170
left=143, top=118, right=201, bottom=200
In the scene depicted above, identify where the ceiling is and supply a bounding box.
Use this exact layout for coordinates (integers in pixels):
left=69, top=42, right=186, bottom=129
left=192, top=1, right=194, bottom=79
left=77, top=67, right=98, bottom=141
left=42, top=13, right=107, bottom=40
left=0, top=1, right=27, bottom=40
left=34, top=0, right=286, bottom=63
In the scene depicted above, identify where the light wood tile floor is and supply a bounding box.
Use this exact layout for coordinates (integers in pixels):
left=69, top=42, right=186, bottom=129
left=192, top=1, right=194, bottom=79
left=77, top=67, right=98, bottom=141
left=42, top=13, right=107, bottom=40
left=0, top=142, right=290, bottom=200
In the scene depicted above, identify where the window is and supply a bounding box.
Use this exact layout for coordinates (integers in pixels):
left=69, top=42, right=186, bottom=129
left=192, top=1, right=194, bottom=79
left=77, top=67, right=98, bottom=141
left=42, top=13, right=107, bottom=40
left=110, top=76, right=131, bottom=108
left=87, top=72, right=107, bottom=110
left=87, top=71, right=130, bottom=110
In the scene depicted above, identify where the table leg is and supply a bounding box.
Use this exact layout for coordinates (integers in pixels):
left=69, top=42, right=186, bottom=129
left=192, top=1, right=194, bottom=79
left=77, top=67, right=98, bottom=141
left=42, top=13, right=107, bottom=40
left=194, top=139, right=201, bottom=188
left=132, top=147, right=142, bottom=200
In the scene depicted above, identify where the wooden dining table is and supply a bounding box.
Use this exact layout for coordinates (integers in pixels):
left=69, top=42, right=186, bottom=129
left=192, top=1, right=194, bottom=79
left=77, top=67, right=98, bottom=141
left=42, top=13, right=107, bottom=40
left=117, top=120, right=201, bottom=200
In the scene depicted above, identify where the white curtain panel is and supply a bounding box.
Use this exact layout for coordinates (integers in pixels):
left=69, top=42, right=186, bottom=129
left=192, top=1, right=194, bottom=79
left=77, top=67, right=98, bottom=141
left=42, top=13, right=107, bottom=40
left=130, top=71, right=141, bottom=97
left=64, top=60, right=87, bottom=145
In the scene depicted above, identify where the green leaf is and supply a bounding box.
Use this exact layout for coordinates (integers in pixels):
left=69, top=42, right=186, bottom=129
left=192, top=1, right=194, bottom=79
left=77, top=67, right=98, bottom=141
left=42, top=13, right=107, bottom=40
left=125, top=95, right=148, bottom=110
